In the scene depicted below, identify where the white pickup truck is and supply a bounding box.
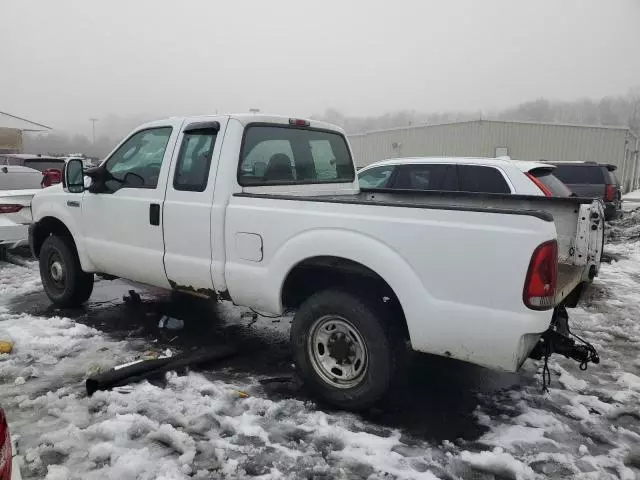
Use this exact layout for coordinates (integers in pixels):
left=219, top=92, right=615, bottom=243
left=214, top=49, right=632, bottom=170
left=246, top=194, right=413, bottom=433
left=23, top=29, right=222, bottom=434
left=27, top=114, right=603, bottom=409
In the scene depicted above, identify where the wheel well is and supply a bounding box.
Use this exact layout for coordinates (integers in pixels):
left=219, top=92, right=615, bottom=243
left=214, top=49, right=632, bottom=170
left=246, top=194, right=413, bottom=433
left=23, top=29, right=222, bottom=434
left=282, top=256, right=409, bottom=337
left=32, top=217, right=76, bottom=258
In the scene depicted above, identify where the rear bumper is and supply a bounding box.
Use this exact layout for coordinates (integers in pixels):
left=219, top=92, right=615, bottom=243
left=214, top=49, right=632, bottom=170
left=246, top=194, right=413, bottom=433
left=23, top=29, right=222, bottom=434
left=412, top=305, right=554, bottom=373
left=0, top=219, right=28, bottom=249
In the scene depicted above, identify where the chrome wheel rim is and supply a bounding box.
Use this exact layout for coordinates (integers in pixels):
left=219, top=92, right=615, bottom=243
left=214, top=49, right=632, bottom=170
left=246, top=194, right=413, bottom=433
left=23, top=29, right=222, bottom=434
left=50, top=260, right=64, bottom=282
left=307, top=315, right=368, bottom=389
left=48, top=252, right=65, bottom=290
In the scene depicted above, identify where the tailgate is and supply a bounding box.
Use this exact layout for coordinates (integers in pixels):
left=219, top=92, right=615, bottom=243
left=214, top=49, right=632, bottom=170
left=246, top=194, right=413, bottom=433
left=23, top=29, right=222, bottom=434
left=482, top=197, right=605, bottom=303
left=556, top=201, right=603, bottom=303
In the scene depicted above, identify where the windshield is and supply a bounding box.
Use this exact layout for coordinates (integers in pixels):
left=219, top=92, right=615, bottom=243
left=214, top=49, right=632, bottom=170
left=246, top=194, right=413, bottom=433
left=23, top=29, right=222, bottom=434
left=551, top=164, right=605, bottom=184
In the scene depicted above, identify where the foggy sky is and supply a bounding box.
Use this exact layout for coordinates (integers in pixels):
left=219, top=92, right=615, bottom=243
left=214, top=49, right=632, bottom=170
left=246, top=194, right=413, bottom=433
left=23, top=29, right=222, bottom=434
left=1, top=0, right=639, bottom=136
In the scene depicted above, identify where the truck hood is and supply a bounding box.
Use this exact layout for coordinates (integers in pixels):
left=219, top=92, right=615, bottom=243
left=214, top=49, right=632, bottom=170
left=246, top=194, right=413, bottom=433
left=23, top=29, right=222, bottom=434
left=32, top=182, right=64, bottom=198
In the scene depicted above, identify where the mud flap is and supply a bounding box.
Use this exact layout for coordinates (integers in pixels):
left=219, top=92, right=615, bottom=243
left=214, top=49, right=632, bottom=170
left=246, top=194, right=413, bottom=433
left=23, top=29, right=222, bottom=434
left=529, top=307, right=600, bottom=390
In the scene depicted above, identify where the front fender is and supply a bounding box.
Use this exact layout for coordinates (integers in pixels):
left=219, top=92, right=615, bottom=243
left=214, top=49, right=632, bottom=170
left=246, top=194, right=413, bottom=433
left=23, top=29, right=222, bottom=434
left=32, top=196, right=96, bottom=272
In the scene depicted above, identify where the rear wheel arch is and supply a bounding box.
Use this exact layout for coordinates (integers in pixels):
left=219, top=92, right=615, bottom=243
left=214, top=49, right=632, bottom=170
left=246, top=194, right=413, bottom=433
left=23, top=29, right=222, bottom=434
left=281, top=255, right=409, bottom=341
left=267, top=229, right=430, bottom=349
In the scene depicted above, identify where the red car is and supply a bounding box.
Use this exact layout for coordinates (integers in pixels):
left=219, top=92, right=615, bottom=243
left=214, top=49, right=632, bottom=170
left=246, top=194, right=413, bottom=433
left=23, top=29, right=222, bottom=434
left=41, top=168, right=62, bottom=188
left=0, top=408, right=11, bottom=480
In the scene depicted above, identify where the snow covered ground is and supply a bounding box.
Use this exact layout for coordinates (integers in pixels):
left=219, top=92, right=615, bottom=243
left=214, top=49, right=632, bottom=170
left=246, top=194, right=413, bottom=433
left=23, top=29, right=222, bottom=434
left=1, top=213, right=640, bottom=479
left=622, top=189, right=640, bottom=212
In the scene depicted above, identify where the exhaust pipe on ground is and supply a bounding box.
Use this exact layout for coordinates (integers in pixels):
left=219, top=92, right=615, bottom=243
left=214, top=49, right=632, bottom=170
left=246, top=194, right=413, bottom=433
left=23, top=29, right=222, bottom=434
left=86, top=346, right=237, bottom=396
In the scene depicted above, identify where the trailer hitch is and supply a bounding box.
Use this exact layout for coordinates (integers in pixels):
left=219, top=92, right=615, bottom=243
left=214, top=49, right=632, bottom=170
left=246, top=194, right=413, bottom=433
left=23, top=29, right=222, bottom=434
left=529, top=307, right=599, bottom=391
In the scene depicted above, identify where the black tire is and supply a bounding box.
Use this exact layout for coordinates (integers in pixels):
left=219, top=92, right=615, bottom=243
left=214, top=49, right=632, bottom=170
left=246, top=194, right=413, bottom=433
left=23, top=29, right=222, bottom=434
left=39, top=235, right=94, bottom=307
left=290, top=289, right=407, bottom=410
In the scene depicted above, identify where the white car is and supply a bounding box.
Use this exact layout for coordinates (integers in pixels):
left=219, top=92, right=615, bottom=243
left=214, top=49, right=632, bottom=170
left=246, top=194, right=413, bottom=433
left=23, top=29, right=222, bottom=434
left=0, top=166, right=41, bottom=250
left=358, top=157, right=573, bottom=197
left=22, top=114, right=604, bottom=409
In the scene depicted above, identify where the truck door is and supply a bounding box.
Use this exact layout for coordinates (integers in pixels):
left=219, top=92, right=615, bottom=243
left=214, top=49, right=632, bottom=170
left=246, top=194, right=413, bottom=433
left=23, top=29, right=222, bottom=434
left=81, top=119, right=183, bottom=286
left=162, top=117, right=228, bottom=294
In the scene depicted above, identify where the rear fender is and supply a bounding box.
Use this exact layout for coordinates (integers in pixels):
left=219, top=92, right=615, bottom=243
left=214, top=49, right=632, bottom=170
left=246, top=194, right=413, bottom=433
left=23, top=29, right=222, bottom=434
left=229, top=228, right=431, bottom=348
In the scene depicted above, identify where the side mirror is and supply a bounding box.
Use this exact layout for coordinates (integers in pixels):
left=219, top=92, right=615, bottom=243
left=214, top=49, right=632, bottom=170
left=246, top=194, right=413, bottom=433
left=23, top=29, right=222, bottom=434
left=64, top=159, right=85, bottom=193
left=86, top=165, right=107, bottom=193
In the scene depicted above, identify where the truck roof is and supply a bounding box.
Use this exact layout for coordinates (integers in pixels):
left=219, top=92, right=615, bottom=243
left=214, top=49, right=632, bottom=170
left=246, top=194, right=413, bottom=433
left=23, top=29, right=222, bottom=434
left=362, top=157, right=554, bottom=173
left=137, top=114, right=345, bottom=135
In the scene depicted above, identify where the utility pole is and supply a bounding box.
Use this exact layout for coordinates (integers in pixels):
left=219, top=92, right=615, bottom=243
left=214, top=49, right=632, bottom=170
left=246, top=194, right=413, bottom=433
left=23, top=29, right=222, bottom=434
left=89, top=118, right=99, bottom=144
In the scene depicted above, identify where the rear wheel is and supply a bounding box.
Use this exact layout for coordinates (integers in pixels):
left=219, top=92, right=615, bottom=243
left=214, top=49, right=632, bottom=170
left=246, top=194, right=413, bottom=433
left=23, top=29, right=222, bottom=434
left=39, top=235, right=94, bottom=307
left=290, top=289, right=406, bottom=410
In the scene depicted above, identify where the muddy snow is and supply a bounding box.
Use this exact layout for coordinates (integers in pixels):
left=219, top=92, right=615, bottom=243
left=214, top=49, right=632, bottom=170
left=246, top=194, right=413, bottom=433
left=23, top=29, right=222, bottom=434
left=1, top=212, right=640, bottom=479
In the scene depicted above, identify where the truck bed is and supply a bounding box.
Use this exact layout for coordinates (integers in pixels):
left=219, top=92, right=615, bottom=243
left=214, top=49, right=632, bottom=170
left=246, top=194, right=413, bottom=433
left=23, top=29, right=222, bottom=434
left=235, top=187, right=604, bottom=306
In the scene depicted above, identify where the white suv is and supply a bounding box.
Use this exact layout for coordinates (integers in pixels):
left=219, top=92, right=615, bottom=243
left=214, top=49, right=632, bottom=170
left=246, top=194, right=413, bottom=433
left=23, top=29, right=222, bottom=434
left=358, top=157, right=573, bottom=197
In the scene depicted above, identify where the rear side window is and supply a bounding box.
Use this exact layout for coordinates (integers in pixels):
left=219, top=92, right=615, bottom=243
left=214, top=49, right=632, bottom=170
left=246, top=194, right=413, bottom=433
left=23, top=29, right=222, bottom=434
left=552, top=165, right=605, bottom=184
left=173, top=128, right=217, bottom=192
left=458, top=165, right=511, bottom=194
left=358, top=165, right=395, bottom=188
left=239, top=125, right=354, bottom=186
left=530, top=169, right=573, bottom=197
left=393, top=164, right=457, bottom=190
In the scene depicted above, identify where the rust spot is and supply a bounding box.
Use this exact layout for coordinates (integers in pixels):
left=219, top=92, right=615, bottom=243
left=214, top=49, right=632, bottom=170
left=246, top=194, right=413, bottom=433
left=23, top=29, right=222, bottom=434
left=168, top=280, right=216, bottom=299
left=216, top=289, right=232, bottom=301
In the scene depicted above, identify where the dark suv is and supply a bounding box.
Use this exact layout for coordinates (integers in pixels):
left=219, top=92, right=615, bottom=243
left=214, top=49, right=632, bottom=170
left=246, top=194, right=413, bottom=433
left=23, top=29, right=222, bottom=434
left=547, top=162, right=622, bottom=220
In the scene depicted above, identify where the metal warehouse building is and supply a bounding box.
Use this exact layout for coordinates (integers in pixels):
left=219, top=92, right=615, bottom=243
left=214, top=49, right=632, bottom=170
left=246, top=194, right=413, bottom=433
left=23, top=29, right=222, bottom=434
left=348, top=120, right=640, bottom=192
left=0, top=111, right=52, bottom=154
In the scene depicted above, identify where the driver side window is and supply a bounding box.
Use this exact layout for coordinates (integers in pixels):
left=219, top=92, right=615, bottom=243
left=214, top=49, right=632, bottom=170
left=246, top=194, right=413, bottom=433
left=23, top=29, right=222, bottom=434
left=104, top=127, right=172, bottom=192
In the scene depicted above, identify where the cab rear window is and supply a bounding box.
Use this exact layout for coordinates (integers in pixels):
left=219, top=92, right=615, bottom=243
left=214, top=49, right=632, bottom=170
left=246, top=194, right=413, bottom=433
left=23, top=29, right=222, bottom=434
left=238, top=125, right=355, bottom=186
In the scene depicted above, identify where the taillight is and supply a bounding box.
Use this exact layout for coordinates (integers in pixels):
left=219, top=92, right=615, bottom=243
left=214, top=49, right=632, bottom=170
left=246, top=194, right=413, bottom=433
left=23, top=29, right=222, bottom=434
left=0, top=204, right=23, bottom=214
left=0, top=408, right=10, bottom=474
left=523, top=240, right=558, bottom=310
left=525, top=172, right=553, bottom=197
left=605, top=184, right=615, bottom=202
left=289, top=118, right=310, bottom=127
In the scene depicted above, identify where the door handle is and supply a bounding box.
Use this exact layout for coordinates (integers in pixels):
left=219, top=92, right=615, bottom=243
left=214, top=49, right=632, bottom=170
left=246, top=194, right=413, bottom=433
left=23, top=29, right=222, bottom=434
left=149, top=203, right=160, bottom=226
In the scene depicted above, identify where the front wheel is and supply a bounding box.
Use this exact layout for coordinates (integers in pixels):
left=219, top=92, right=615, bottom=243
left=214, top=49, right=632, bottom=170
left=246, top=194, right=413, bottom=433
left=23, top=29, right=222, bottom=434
left=290, top=289, right=406, bottom=410
left=39, top=235, right=94, bottom=307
